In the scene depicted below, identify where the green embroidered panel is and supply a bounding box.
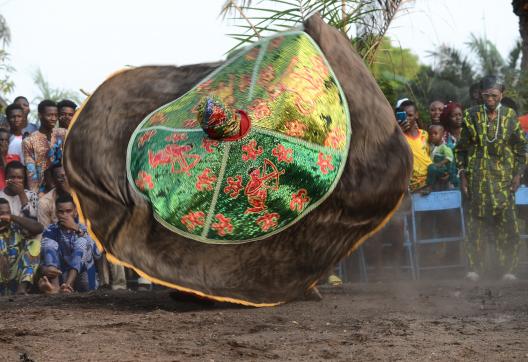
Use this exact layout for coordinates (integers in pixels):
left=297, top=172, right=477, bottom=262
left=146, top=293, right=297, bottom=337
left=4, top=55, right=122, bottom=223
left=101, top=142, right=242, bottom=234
left=127, top=31, right=351, bottom=244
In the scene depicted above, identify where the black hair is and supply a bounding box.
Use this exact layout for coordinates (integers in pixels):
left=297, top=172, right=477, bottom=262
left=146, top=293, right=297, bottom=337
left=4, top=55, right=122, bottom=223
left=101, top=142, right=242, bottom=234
left=501, top=97, right=519, bottom=113
left=55, top=193, right=74, bottom=206
left=4, top=160, right=28, bottom=189
left=399, top=100, right=416, bottom=112
left=5, top=103, right=23, bottom=117
left=57, top=99, right=78, bottom=111
left=38, top=99, right=58, bottom=114
left=48, top=162, right=63, bottom=177
left=0, top=128, right=10, bottom=136
left=480, top=75, right=505, bottom=92
left=0, top=198, right=9, bottom=205
left=429, top=124, right=444, bottom=131
left=13, top=96, right=29, bottom=103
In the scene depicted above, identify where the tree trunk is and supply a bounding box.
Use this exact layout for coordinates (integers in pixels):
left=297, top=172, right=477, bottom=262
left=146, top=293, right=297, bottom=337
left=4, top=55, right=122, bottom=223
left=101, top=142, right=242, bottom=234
left=513, top=0, right=528, bottom=70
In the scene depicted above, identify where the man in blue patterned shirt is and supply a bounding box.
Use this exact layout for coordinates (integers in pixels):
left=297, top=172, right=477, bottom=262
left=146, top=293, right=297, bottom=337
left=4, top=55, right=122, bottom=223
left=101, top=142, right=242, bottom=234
left=38, top=194, right=101, bottom=293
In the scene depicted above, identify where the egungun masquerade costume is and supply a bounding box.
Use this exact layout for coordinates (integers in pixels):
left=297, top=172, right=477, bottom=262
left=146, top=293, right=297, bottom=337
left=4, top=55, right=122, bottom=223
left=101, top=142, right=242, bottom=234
left=64, top=15, right=412, bottom=306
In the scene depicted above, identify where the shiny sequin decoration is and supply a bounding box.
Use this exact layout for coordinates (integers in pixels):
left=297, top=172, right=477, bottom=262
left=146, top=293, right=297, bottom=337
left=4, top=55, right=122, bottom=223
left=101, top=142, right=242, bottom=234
left=127, top=31, right=351, bottom=244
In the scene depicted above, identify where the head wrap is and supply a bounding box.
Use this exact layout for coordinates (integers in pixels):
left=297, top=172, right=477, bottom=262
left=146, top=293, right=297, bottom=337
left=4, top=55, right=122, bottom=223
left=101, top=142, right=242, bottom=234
left=479, top=76, right=505, bottom=92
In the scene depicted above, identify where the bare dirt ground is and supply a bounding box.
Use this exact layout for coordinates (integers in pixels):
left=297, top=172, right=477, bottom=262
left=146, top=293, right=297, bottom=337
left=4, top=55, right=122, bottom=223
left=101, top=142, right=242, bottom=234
left=1, top=280, right=527, bottom=361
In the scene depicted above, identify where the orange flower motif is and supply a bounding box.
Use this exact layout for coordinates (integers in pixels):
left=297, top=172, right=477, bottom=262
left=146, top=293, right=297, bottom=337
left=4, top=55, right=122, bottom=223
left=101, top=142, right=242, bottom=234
left=270, top=36, right=284, bottom=49
left=223, top=175, right=243, bottom=198
left=239, top=74, right=251, bottom=93
left=311, top=55, right=329, bottom=78
left=324, top=128, right=345, bottom=149
left=135, top=171, right=154, bottom=191
left=181, top=211, right=205, bottom=232
left=290, top=189, right=310, bottom=212
left=242, top=140, right=263, bottom=162
left=150, top=112, right=168, bottom=125
left=137, top=130, right=157, bottom=148
left=248, top=99, right=271, bottom=121
left=195, top=168, right=217, bottom=191
left=196, top=79, right=213, bottom=92
left=183, top=119, right=199, bottom=128
left=283, top=121, right=307, bottom=138
left=256, top=212, right=280, bottom=231
left=272, top=144, right=293, bottom=163
left=317, top=153, right=335, bottom=175
left=258, top=65, right=275, bottom=88
left=165, top=133, right=188, bottom=143
left=211, top=214, right=233, bottom=236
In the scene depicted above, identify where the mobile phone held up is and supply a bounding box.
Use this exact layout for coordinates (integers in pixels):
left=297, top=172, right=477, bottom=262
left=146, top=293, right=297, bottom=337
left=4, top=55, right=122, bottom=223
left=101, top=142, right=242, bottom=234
left=396, top=111, right=407, bottom=125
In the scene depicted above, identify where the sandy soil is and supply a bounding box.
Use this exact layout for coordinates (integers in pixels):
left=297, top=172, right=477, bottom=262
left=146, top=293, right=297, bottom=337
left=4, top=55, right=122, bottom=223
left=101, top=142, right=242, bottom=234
left=1, top=280, right=527, bottom=361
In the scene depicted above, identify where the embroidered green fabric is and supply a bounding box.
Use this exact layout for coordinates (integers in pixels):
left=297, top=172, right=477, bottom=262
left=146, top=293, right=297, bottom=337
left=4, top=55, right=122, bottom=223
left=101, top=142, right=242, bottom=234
left=127, top=31, right=351, bottom=244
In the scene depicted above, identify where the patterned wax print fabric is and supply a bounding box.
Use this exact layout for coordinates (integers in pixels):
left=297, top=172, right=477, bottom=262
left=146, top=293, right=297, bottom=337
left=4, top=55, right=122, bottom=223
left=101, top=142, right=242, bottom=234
left=456, top=105, right=527, bottom=273
left=22, top=128, right=67, bottom=192
left=0, top=225, right=40, bottom=295
left=405, top=129, right=432, bottom=192
left=127, top=32, right=350, bottom=244
left=0, top=190, right=39, bottom=220
left=41, top=223, right=101, bottom=291
left=38, top=188, right=57, bottom=228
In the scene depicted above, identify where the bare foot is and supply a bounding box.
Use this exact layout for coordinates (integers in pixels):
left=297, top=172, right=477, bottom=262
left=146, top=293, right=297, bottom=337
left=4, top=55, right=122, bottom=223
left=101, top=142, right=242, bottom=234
left=38, top=276, right=59, bottom=294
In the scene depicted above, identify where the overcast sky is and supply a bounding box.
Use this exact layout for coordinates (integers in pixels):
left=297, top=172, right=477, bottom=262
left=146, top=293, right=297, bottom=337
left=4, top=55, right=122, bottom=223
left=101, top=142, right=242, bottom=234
left=0, top=0, right=520, bottom=103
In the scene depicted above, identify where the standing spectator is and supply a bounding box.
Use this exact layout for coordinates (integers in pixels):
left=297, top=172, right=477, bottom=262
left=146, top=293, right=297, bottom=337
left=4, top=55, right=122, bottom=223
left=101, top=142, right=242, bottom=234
left=13, top=96, right=38, bottom=136
left=468, top=83, right=482, bottom=107
left=399, top=100, right=432, bottom=192
left=6, top=103, right=26, bottom=163
left=57, top=99, right=77, bottom=129
left=22, top=100, right=66, bottom=193
left=0, top=198, right=42, bottom=295
left=38, top=194, right=100, bottom=293
left=456, top=76, right=527, bottom=281
left=429, top=100, right=444, bottom=125
left=0, top=129, right=20, bottom=189
left=0, top=162, right=40, bottom=233
left=440, top=102, right=464, bottom=149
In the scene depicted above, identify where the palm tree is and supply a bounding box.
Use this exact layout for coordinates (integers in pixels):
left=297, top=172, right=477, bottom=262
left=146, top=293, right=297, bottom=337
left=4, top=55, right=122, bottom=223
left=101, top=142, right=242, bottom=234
left=220, top=0, right=406, bottom=64
left=0, top=13, right=13, bottom=101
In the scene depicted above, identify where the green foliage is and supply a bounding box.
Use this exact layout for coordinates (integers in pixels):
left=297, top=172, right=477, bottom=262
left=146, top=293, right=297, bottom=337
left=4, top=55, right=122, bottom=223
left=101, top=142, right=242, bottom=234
left=32, top=68, right=83, bottom=105
left=0, top=14, right=14, bottom=97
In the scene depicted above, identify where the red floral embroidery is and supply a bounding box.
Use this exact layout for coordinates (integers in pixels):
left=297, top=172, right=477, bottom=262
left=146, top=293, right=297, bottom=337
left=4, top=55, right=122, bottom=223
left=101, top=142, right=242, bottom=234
left=256, top=212, right=280, bottom=231
left=270, top=36, right=284, bottom=49
left=271, top=144, right=293, bottom=163
left=148, top=149, right=171, bottom=169
left=239, top=74, right=251, bottom=92
left=196, top=79, right=213, bottom=92
left=183, top=119, right=199, bottom=128
left=202, top=138, right=220, bottom=153
left=224, top=175, right=243, bottom=198
left=195, top=168, right=217, bottom=191
left=248, top=99, right=271, bottom=121
left=311, top=55, right=329, bottom=78
left=324, top=128, right=345, bottom=149
left=211, top=214, right=233, bottom=236
left=135, top=171, right=154, bottom=191
left=258, top=65, right=275, bottom=88
left=242, top=140, right=263, bottom=161
left=317, top=153, right=335, bottom=175
left=244, top=159, right=284, bottom=214
left=290, top=189, right=310, bottom=212
left=165, top=133, right=188, bottom=143
left=150, top=112, right=167, bottom=125
left=284, top=121, right=307, bottom=138
left=148, top=145, right=200, bottom=175
left=245, top=47, right=259, bottom=61
left=138, top=130, right=156, bottom=148
left=181, top=211, right=205, bottom=231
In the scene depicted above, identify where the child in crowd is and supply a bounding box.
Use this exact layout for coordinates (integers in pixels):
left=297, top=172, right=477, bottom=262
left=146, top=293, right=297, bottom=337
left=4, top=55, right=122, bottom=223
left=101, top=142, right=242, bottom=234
left=422, top=124, right=456, bottom=194
left=429, top=100, right=444, bottom=125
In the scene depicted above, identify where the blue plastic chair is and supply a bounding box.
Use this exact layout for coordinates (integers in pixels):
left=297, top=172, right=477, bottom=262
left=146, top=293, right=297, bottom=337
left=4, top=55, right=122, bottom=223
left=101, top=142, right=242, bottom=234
left=411, top=190, right=466, bottom=279
left=515, top=186, right=528, bottom=271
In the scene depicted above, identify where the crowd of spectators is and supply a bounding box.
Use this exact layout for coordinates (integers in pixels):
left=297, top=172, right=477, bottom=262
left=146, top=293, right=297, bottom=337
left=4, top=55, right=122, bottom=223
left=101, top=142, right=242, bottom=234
left=0, top=98, right=151, bottom=296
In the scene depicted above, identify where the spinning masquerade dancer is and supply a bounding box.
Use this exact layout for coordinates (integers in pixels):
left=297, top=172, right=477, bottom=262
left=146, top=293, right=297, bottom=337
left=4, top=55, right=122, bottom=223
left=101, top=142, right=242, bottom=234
left=64, top=15, right=412, bottom=306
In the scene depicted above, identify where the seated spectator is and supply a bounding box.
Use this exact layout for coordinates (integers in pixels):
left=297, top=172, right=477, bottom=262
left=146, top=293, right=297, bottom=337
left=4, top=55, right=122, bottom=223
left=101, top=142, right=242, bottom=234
left=38, top=194, right=101, bottom=293
left=429, top=100, right=444, bottom=125
left=22, top=100, right=66, bottom=193
left=6, top=103, right=26, bottom=163
left=57, top=99, right=77, bottom=129
left=0, top=129, right=20, bottom=189
left=0, top=198, right=42, bottom=295
left=38, top=163, right=69, bottom=227
left=422, top=124, right=456, bottom=194
left=0, top=161, right=40, bottom=231
left=13, top=96, right=38, bottom=136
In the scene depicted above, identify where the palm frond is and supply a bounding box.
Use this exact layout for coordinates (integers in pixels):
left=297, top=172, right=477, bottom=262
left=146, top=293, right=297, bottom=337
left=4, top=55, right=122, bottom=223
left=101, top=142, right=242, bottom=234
left=466, top=33, right=505, bottom=77
left=0, top=14, right=10, bottom=47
